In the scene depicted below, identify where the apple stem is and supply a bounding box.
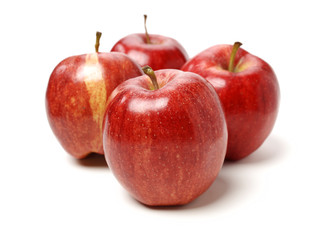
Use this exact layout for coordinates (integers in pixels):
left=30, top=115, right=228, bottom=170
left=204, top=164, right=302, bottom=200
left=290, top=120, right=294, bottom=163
left=95, top=31, right=102, bottom=52
left=142, top=66, right=159, bottom=90
left=228, top=42, right=243, bottom=72
left=144, top=14, right=151, bottom=44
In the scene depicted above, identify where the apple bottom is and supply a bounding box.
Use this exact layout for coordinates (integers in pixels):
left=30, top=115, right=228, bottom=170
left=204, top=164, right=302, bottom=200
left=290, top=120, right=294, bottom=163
left=104, top=137, right=224, bottom=206
left=47, top=112, right=105, bottom=159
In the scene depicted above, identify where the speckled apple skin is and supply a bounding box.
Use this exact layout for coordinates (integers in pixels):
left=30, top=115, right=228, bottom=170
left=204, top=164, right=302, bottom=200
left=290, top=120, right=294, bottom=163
left=46, top=52, right=143, bottom=159
left=182, top=45, right=280, bottom=161
left=103, top=70, right=227, bottom=206
left=111, top=33, right=188, bottom=70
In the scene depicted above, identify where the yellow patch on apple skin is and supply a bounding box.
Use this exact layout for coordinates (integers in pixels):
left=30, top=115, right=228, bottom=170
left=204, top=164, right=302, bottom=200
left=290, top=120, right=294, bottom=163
left=83, top=53, right=107, bottom=130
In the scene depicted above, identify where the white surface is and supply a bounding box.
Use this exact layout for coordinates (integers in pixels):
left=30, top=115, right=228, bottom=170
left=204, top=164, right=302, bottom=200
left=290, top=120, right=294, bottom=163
left=1, top=0, right=334, bottom=239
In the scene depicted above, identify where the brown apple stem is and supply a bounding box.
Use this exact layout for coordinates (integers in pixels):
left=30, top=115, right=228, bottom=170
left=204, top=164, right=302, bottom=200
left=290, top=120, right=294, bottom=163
left=142, top=66, right=159, bottom=90
left=144, top=14, right=151, bottom=44
left=95, top=31, right=102, bottom=52
left=228, top=42, right=243, bottom=72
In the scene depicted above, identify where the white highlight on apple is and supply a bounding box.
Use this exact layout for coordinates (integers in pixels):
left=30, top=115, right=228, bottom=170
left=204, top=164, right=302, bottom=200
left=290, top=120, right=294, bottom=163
left=129, top=97, right=169, bottom=113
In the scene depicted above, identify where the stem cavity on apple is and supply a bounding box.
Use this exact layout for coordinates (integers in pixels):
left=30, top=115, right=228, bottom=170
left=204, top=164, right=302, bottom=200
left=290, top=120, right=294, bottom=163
left=95, top=31, right=102, bottom=52
left=228, top=41, right=242, bottom=72
left=142, top=65, right=159, bottom=90
left=144, top=14, right=151, bottom=44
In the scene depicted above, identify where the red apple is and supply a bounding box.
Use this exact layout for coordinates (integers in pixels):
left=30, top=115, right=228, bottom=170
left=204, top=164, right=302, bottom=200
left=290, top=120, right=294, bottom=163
left=111, top=15, right=188, bottom=70
left=182, top=42, right=280, bottom=161
left=46, top=32, right=143, bottom=159
left=102, top=67, right=227, bottom=206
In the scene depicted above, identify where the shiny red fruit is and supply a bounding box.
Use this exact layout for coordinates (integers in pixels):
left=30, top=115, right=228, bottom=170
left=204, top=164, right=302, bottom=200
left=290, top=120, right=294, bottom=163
left=46, top=52, right=143, bottom=159
left=182, top=44, right=280, bottom=160
left=103, top=69, right=227, bottom=206
left=111, top=33, right=188, bottom=70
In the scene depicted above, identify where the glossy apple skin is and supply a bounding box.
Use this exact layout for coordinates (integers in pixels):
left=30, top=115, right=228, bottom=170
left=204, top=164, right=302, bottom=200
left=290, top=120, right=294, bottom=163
left=46, top=52, right=143, bottom=159
left=103, top=70, right=227, bottom=206
left=111, top=33, right=188, bottom=70
left=182, top=45, right=280, bottom=161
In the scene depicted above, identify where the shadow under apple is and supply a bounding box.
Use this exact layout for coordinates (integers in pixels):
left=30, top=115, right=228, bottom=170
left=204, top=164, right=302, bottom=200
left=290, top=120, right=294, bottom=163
left=139, top=172, right=230, bottom=211
left=73, top=153, right=108, bottom=168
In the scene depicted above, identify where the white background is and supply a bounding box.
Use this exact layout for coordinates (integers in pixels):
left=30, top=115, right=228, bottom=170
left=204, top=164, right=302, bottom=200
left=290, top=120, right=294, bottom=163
left=1, top=0, right=334, bottom=239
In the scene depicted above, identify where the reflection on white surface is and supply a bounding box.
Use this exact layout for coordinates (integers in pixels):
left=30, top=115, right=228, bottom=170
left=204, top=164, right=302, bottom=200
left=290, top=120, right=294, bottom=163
left=128, top=97, right=169, bottom=113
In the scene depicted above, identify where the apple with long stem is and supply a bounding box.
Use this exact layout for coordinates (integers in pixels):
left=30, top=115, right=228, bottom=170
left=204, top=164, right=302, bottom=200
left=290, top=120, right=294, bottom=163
left=46, top=32, right=143, bottom=159
left=182, top=42, right=280, bottom=161
left=102, top=66, right=227, bottom=206
left=111, top=15, right=189, bottom=70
